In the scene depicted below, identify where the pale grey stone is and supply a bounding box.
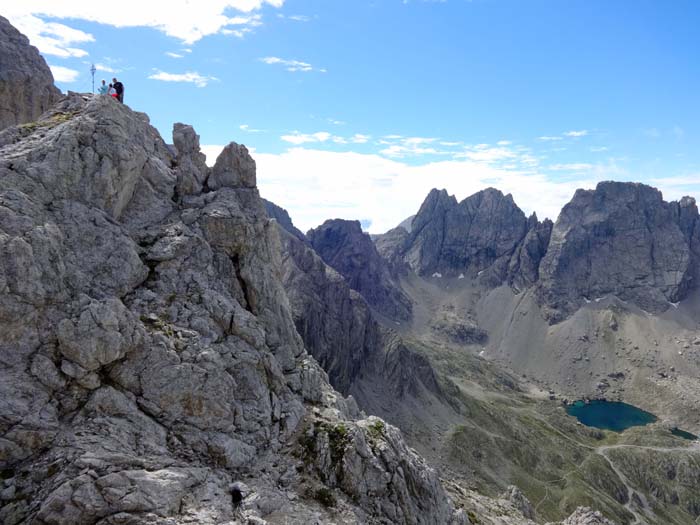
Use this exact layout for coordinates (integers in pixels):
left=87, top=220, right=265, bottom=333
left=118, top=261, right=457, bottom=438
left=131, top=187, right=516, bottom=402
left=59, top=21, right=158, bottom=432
left=207, top=142, right=256, bottom=190
left=0, top=15, right=61, bottom=131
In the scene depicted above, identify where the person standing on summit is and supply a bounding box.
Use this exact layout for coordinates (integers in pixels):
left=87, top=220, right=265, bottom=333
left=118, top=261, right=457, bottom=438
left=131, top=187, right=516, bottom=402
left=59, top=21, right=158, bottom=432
left=112, top=77, right=124, bottom=103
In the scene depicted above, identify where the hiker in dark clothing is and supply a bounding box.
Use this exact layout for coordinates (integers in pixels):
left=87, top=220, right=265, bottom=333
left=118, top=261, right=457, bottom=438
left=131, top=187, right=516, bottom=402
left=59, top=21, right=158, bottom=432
left=112, top=77, right=124, bottom=103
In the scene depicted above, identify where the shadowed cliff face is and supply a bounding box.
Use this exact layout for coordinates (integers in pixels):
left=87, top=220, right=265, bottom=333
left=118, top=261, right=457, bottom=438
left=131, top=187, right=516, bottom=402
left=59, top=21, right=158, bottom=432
left=538, top=182, right=697, bottom=322
left=384, top=182, right=699, bottom=323
left=307, top=218, right=413, bottom=321
left=272, top=207, right=445, bottom=404
left=403, top=188, right=530, bottom=281
left=0, top=15, right=61, bottom=131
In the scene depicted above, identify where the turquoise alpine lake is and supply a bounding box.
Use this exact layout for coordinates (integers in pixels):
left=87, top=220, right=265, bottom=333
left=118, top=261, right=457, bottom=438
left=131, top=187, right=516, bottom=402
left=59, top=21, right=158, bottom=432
left=566, top=400, right=657, bottom=432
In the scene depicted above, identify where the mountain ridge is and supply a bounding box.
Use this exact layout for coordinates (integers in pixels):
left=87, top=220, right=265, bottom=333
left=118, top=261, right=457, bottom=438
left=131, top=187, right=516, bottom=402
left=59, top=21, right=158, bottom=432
left=3, top=14, right=700, bottom=525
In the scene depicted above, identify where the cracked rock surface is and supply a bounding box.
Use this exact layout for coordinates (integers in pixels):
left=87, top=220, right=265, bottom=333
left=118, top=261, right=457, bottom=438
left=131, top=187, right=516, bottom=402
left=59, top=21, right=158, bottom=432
left=0, top=92, right=465, bottom=524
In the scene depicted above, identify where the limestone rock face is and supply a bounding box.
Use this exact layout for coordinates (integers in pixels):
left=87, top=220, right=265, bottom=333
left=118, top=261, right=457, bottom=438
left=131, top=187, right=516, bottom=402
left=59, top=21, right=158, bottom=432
left=538, top=182, right=695, bottom=321
left=0, top=91, right=462, bottom=524
left=263, top=198, right=306, bottom=242
left=207, top=142, right=256, bottom=190
left=302, top=415, right=467, bottom=525
left=508, top=213, right=553, bottom=288
left=547, top=507, right=616, bottom=525
left=501, top=485, right=535, bottom=520
left=403, top=188, right=529, bottom=280
left=308, top=218, right=413, bottom=321
left=0, top=15, right=61, bottom=130
left=172, top=122, right=208, bottom=197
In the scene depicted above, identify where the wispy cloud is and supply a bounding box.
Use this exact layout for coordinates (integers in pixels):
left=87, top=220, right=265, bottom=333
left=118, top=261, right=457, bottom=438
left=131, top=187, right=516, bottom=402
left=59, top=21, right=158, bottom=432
left=148, top=70, right=218, bottom=87
left=165, top=52, right=184, bottom=58
left=548, top=163, right=594, bottom=171
left=9, top=14, right=94, bottom=58
left=261, top=56, right=326, bottom=73
left=49, top=65, right=80, bottom=82
left=94, top=62, right=119, bottom=73
left=564, top=130, right=589, bottom=137
left=240, top=124, right=266, bottom=133
left=6, top=1, right=283, bottom=45
left=540, top=130, right=590, bottom=141
left=281, top=131, right=371, bottom=145
left=377, top=136, right=445, bottom=157
left=281, top=131, right=332, bottom=144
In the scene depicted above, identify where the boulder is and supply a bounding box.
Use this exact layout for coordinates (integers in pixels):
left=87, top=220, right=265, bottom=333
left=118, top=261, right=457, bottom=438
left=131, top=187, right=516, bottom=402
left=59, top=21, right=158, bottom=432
left=207, top=142, right=256, bottom=190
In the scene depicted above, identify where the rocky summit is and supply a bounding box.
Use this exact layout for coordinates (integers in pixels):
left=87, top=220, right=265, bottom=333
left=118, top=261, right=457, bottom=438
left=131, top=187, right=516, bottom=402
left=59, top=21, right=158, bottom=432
left=538, top=182, right=698, bottom=322
left=3, top=15, right=700, bottom=525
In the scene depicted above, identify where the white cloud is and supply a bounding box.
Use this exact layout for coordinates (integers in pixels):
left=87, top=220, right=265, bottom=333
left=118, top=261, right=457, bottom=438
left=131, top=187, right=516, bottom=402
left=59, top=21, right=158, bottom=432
left=49, top=65, right=80, bottom=82
left=5, top=1, right=283, bottom=45
left=94, top=62, right=118, bottom=73
left=261, top=56, right=325, bottom=73
left=538, top=136, right=563, bottom=141
left=200, top=144, right=225, bottom=165
left=240, top=124, right=266, bottom=133
left=244, top=148, right=600, bottom=233
left=649, top=176, right=700, bottom=204
left=455, top=146, right=518, bottom=163
left=548, top=163, right=593, bottom=171
left=9, top=14, right=94, bottom=58
left=351, top=134, right=371, bottom=144
left=195, top=144, right=697, bottom=234
left=148, top=70, right=218, bottom=87
left=165, top=52, right=184, bottom=58
left=280, top=131, right=370, bottom=145
left=281, top=131, right=332, bottom=144
left=377, top=136, right=446, bottom=157
left=564, top=130, right=589, bottom=137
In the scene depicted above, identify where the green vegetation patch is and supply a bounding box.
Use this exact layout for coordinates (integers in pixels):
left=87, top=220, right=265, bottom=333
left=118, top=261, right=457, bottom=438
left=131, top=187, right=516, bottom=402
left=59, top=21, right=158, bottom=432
left=18, top=111, right=78, bottom=135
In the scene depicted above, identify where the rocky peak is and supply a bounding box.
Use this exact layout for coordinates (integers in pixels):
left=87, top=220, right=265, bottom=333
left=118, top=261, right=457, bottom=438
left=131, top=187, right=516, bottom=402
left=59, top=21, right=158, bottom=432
left=508, top=214, right=553, bottom=288
left=0, top=15, right=61, bottom=130
left=538, top=181, right=696, bottom=321
left=403, top=187, right=529, bottom=278
left=263, top=198, right=306, bottom=242
left=172, top=122, right=208, bottom=197
left=307, top=218, right=413, bottom=321
left=207, top=141, right=256, bottom=190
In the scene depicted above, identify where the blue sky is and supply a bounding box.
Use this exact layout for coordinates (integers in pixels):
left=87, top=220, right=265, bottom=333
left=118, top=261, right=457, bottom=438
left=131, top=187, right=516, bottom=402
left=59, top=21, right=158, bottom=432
left=6, top=0, right=700, bottom=232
